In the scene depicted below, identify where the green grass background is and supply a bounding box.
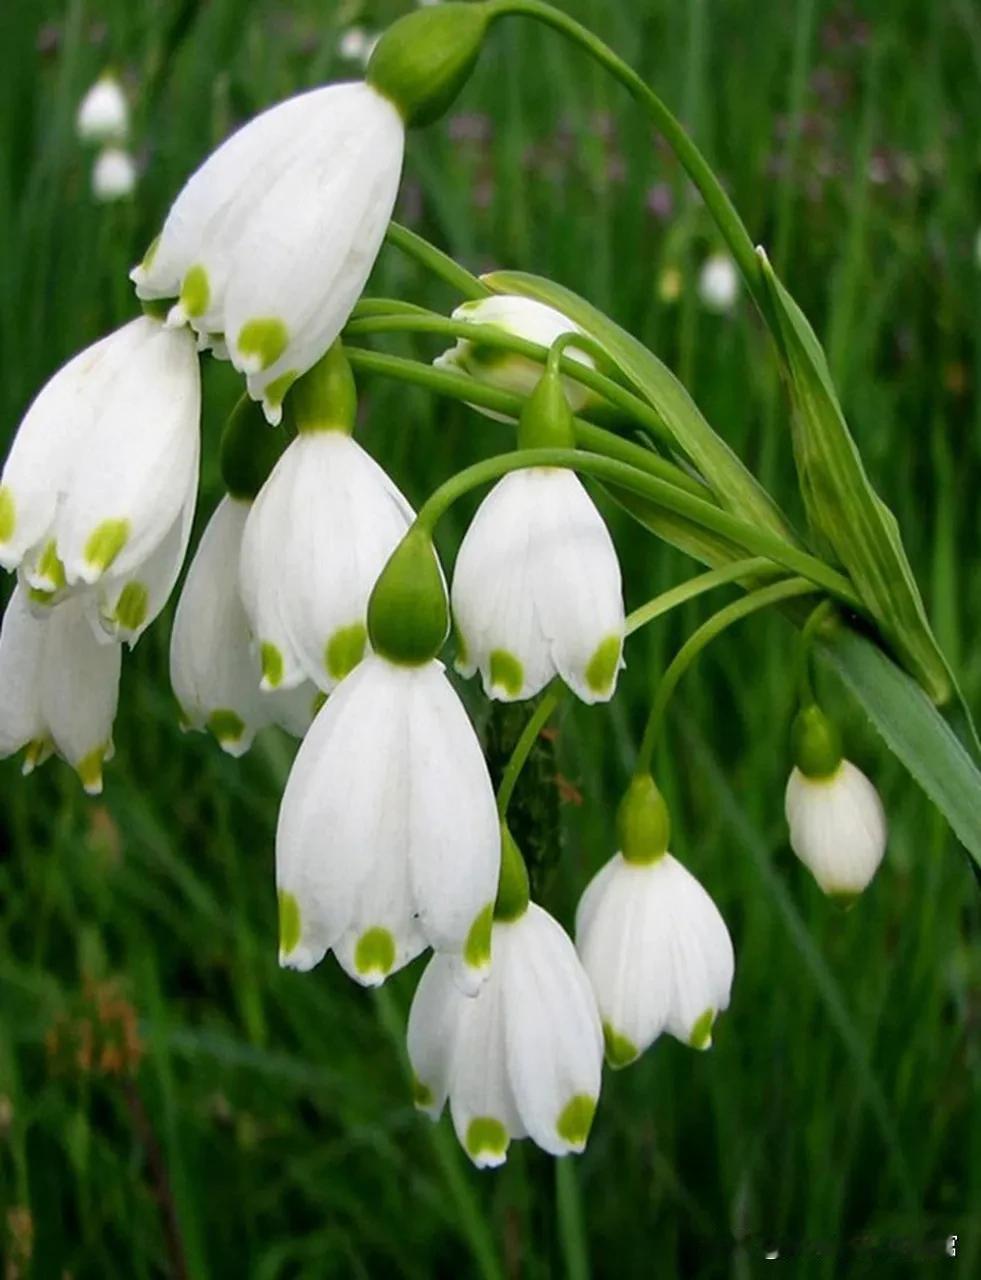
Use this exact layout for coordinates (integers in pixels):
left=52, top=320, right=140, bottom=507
left=1, top=0, right=979, bottom=1275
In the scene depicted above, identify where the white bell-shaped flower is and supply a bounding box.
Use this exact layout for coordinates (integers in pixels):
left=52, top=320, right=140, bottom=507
left=434, top=294, right=594, bottom=421
left=697, top=253, right=739, bottom=314
left=576, top=851, right=734, bottom=1066
left=0, top=317, right=200, bottom=606
left=0, top=585, right=120, bottom=792
left=275, top=653, right=499, bottom=989
left=170, top=495, right=317, bottom=757
left=92, top=147, right=138, bottom=202
left=451, top=468, right=625, bottom=703
left=76, top=74, right=129, bottom=144
left=239, top=432, right=413, bottom=694
left=785, top=762, right=887, bottom=897
left=408, top=902, right=603, bottom=1168
left=130, top=82, right=404, bottom=424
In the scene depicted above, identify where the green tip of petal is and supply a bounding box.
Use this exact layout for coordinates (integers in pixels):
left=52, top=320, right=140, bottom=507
left=489, top=649, right=523, bottom=697
left=556, top=1094, right=596, bottom=1149
left=603, top=1022, right=640, bottom=1070
left=140, top=234, right=161, bottom=271
left=264, top=369, right=298, bottom=414
left=76, top=745, right=108, bottom=796
left=237, top=317, right=288, bottom=371
left=465, top=1117, right=509, bottom=1164
left=353, top=927, right=396, bottom=981
left=22, top=738, right=53, bottom=776
left=828, top=889, right=860, bottom=911
left=325, top=623, right=367, bottom=682
left=452, top=621, right=470, bottom=670
left=179, top=264, right=210, bottom=318
left=207, top=708, right=247, bottom=749
left=278, top=889, right=302, bottom=956
left=463, top=903, right=493, bottom=970
left=34, top=539, right=67, bottom=591
left=411, top=1076, right=435, bottom=1110
left=114, top=581, right=148, bottom=633
left=584, top=634, right=622, bottom=698
left=0, top=486, right=15, bottom=543
left=260, top=642, right=284, bottom=689
left=688, top=1009, right=715, bottom=1051
left=84, top=519, right=130, bottom=575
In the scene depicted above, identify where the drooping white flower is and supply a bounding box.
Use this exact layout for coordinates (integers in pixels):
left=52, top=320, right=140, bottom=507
left=170, top=495, right=318, bottom=756
left=0, top=585, right=120, bottom=792
left=275, top=653, right=499, bottom=989
left=0, top=317, right=200, bottom=611
left=697, top=252, right=739, bottom=313
left=408, top=902, right=603, bottom=1168
left=76, top=74, right=129, bottom=144
left=785, top=762, right=887, bottom=897
left=130, top=82, right=404, bottom=424
left=451, top=468, right=624, bottom=703
left=239, top=432, right=413, bottom=694
left=92, top=147, right=138, bottom=201
left=576, top=851, right=734, bottom=1066
left=434, top=294, right=594, bottom=420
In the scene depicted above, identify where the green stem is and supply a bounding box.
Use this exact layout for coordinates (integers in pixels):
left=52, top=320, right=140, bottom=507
left=487, top=0, right=764, bottom=305
left=383, top=221, right=491, bottom=301
left=342, top=345, right=709, bottom=498
left=413, top=447, right=862, bottom=610
left=496, top=686, right=563, bottom=817
left=796, top=598, right=838, bottom=706
left=350, top=297, right=434, bottom=318
left=625, top=558, right=781, bottom=636
left=635, top=578, right=821, bottom=774
left=344, top=311, right=678, bottom=453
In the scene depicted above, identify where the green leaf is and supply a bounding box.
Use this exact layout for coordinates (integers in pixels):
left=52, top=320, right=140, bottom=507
left=820, top=624, right=981, bottom=872
left=482, top=270, right=795, bottom=543
left=757, top=248, right=953, bottom=707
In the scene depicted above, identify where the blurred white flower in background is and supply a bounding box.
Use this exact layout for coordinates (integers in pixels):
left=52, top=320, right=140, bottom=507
left=91, top=147, right=138, bottom=202
left=697, top=252, right=740, bottom=313
left=76, top=73, right=129, bottom=144
left=337, top=27, right=380, bottom=67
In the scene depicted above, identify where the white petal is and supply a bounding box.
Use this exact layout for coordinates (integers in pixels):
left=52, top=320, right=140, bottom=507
left=39, top=596, right=121, bottom=792
left=263, top=681, right=321, bottom=739
left=54, top=319, right=200, bottom=588
left=76, top=76, right=129, bottom=144
left=169, top=496, right=265, bottom=756
left=502, top=906, right=603, bottom=1156
left=406, top=662, right=499, bottom=976
left=0, top=585, right=46, bottom=758
left=785, top=763, right=887, bottom=895
left=655, top=857, right=734, bottom=1047
left=92, top=148, right=137, bottom=202
left=406, top=954, right=461, bottom=1119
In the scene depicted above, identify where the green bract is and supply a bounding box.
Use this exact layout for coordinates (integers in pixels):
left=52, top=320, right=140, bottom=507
left=494, top=824, right=530, bottom=921
left=516, top=361, right=575, bottom=451
left=290, top=342, right=357, bottom=436
left=616, top=773, right=670, bottom=864
left=366, top=528, right=449, bottom=665
left=790, top=704, right=843, bottom=780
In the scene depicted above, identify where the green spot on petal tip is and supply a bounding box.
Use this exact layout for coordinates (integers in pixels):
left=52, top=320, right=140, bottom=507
left=489, top=649, right=523, bottom=697
left=179, top=264, right=210, bottom=318
left=76, top=745, right=107, bottom=796
left=35, top=539, right=66, bottom=591
left=603, top=1022, right=639, bottom=1070
left=464, top=1117, right=509, bottom=1163
left=260, top=643, right=284, bottom=689
left=264, top=369, right=298, bottom=411
left=584, top=633, right=622, bottom=697
left=689, top=1009, right=715, bottom=1051
left=325, top=623, right=367, bottom=682
left=237, top=317, right=288, bottom=371
left=463, top=903, right=493, bottom=969
left=556, top=1094, right=596, bottom=1148
left=411, top=1077, right=434, bottom=1110
left=0, top=487, right=15, bottom=543
left=84, top=519, right=130, bottom=574
left=354, top=927, right=396, bottom=979
left=278, top=889, right=301, bottom=956
left=207, top=708, right=246, bottom=747
left=114, top=581, right=148, bottom=632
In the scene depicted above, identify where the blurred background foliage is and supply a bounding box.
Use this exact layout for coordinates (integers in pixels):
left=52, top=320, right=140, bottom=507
left=1, top=0, right=979, bottom=1275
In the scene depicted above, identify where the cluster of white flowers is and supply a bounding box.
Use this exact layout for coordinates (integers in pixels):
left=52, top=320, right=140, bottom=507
left=76, top=73, right=138, bottom=202
left=2, top=35, right=891, bottom=1169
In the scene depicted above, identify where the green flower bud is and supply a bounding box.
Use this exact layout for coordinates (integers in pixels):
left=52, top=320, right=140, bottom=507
left=366, top=2, right=496, bottom=128
left=617, top=773, right=670, bottom=865
left=220, top=396, right=288, bottom=500
left=367, top=527, right=449, bottom=664
left=290, top=342, right=357, bottom=436
left=516, top=362, right=576, bottom=452
left=790, top=703, right=843, bottom=779
left=494, top=823, right=530, bottom=921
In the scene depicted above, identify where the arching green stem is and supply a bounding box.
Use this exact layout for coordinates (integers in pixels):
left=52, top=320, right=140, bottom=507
left=383, top=221, right=491, bottom=301
left=341, top=345, right=709, bottom=498
left=351, top=297, right=435, bottom=318
left=496, top=686, right=564, bottom=817
left=635, top=578, right=821, bottom=775
left=412, top=448, right=861, bottom=610
left=486, top=0, right=763, bottom=305
left=796, top=598, right=839, bottom=706
left=625, top=558, right=782, bottom=636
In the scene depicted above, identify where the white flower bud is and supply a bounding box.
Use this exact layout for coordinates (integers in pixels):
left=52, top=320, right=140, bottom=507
left=408, top=903, right=603, bottom=1169
left=785, top=761, right=887, bottom=898
left=131, top=82, right=404, bottom=424
left=76, top=74, right=129, bottom=144
left=697, top=252, right=740, bottom=313
left=275, top=654, right=499, bottom=989
left=92, top=147, right=137, bottom=202
left=576, top=852, right=734, bottom=1066
left=451, top=468, right=625, bottom=703
left=434, top=294, right=593, bottom=420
